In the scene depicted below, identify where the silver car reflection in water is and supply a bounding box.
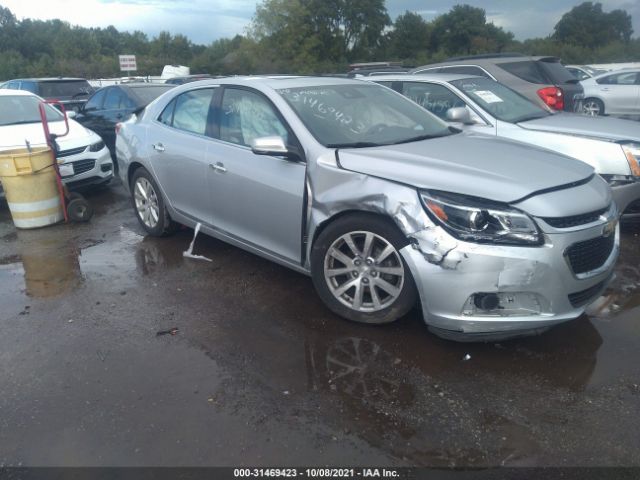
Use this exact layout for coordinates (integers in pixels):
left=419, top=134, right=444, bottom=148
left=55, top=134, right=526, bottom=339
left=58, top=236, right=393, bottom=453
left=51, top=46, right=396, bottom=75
left=116, top=77, right=618, bottom=340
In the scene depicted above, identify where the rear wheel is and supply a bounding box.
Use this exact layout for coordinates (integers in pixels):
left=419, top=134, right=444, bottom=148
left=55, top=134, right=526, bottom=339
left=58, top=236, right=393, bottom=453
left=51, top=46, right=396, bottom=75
left=131, top=168, right=178, bottom=236
left=583, top=98, right=604, bottom=116
left=311, top=214, right=418, bottom=324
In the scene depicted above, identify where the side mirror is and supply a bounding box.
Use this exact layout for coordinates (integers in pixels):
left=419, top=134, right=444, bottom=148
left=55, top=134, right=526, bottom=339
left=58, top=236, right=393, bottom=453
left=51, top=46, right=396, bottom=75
left=446, top=106, right=474, bottom=125
left=251, top=136, right=299, bottom=160
left=66, top=110, right=77, bottom=119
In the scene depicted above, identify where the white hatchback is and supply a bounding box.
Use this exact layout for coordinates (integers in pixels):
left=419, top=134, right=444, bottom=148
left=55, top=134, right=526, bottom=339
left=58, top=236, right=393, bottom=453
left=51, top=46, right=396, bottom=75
left=0, top=89, right=113, bottom=191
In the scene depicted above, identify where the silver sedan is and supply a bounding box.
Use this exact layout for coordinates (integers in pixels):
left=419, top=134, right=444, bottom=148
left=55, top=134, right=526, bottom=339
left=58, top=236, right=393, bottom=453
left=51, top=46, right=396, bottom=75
left=581, top=69, right=640, bottom=117
left=116, top=77, right=618, bottom=340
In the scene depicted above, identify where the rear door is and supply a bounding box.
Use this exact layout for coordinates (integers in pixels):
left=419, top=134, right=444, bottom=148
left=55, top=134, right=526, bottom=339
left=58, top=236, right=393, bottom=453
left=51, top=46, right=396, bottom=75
left=206, top=86, right=306, bottom=264
left=147, top=87, right=218, bottom=224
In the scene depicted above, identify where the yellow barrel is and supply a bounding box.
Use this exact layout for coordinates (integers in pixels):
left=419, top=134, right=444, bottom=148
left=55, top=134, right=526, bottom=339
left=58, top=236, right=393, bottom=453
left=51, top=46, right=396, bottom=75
left=0, top=147, right=63, bottom=229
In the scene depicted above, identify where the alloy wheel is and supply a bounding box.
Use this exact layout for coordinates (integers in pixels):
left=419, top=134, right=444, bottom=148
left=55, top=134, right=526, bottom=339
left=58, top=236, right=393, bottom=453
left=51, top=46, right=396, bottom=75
left=133, top=177, right=160, bottom=229
left=323, top=231, right=405, bottom=313
left=583, top=100, right=601, bottom=116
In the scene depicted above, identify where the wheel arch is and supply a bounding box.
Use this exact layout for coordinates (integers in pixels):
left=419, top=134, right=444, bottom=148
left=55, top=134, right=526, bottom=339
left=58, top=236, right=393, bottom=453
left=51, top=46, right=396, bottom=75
left=308, top=209, right=408, bottom=264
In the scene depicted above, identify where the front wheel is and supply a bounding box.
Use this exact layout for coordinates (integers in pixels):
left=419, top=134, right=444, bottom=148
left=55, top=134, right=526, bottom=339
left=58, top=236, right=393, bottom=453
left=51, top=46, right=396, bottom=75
left=311, top=214, right=418, bottom=324
left=583, top=98, right=604, bottom=116
left=130, top=168, right=178, bottom=236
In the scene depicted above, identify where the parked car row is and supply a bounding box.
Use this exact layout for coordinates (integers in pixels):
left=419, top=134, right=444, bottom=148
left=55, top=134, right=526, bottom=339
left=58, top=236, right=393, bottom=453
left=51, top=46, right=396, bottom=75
left=0, top=89, right=112, bottom=190
left=1, top=66, right=638, bottom=342
left=114, top=76, right=630, bottom=342
left=368, top=73, right=640, bottom=222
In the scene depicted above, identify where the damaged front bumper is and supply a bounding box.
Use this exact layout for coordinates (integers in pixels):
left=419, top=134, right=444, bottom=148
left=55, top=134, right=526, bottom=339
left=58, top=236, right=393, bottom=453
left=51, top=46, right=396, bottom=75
left=400, top=220, right=619, bottom=339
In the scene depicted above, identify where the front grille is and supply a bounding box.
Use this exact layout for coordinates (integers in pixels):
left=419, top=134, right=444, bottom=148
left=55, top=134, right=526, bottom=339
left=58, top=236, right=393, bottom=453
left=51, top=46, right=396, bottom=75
left=566, top=235, right=615, bottom=275
left=72, top=159, right=96, bottom=175
left=543, top=207, right=608, bottom=228
left=568, top=279, right=608, bottom=307
left=57, top=146, right=87, bottom=158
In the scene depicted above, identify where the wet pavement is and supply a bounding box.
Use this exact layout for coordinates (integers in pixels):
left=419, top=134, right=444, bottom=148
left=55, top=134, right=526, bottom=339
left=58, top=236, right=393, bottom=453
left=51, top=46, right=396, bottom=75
left=0, top=181, right=639, bottom=467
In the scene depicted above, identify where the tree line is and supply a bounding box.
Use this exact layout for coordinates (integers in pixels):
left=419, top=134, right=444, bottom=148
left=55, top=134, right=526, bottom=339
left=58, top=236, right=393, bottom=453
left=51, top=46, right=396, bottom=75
left=0, top=1, right=637, bottom=80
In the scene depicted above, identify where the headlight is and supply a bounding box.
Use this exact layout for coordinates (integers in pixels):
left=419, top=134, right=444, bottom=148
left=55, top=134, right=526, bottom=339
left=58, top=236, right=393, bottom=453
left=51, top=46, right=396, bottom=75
left=420, top=190, right=542, bottom=246
left=621, top=143, right=640, bottom=177
left=89, top=140, right=105, bottom=152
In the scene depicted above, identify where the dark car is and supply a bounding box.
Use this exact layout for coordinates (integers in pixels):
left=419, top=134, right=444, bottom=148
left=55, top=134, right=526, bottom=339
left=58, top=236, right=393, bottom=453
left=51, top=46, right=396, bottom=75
left=411, top=54, right=584, bottom=113
left=165, top=74, right=215, bottom=85
left=0, top=77, right=94, bottom=112
left=75, top=83, right=174, bottom=166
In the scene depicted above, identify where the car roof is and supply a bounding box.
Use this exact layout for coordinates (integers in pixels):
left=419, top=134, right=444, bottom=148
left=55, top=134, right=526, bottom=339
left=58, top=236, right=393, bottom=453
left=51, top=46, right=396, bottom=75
left=121, top=83, right=174, bottom=88
left=10, top=78, right=88, bottom=82
left=367, top=73, right=480, bottom=83
left=592, top=68, right=640, bottom=79
left=181, top=76, right=369, bottom=90
left=412, top=55, right=560, bottom=72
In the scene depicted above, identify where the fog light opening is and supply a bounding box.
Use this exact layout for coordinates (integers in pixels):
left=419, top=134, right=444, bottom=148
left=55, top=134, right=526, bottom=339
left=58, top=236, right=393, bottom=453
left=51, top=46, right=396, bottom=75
left=473, top=293, right=500, bottom=311
left=463, top=292, right=549, bottom=317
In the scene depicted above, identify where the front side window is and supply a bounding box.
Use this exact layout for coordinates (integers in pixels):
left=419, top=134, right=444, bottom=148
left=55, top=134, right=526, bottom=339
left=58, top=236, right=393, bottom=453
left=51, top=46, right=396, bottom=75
left=401, top=82, right=467, bottom=119
left=171, top=88, right=216, bottom=136
left=220, top=88, right=289, bottom=147
left=85, top=89, right=106, bottom=110
left=278, top=83, right=452, bottom=147
left=451, top=77, right=549, bottom=123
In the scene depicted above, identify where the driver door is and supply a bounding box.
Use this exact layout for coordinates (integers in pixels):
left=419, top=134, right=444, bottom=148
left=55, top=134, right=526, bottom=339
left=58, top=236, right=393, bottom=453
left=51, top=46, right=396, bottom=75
left=206, top=87, right=306, bottom=264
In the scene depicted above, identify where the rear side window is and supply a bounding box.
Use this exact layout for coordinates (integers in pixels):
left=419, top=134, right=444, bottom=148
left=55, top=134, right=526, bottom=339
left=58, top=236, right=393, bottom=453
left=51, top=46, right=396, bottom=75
left=498, top=61, right=547, bottom=84
left=20, top=81, right=38, bottom=93
left=537, top=61, right=576, bottom=84
left=168, top=88, right=216, bottom=136
left=597, top=72, right=639, bottom=85
left=38, top=80, right=92, bottom=98
left=103, top=88, right=125, bottom=110
left=440, top=66, right=492, bottom=78
left=130, top=86, right=174, bottom=106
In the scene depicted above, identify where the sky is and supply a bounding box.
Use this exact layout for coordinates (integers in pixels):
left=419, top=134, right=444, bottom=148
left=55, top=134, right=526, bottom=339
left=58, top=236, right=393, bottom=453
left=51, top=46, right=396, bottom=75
left=1, top=0, right=639, bottom=45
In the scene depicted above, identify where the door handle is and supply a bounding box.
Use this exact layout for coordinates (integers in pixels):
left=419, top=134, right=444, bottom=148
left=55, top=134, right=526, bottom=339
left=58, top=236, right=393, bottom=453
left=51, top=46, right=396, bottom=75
left=116, top=113, right=123, bottom=120
left=209, top=162, right=227, bottom=173
left=601, top=88, right=610, bottom=91
left=152, top=143, right=165, bottom=152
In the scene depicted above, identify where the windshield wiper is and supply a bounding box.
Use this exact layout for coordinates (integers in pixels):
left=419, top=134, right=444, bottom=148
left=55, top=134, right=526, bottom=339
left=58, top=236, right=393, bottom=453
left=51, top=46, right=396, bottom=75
left=327, top=142, right=384, bottom=148
left=513, top=112, right=550, bottom=123
left=390, top=130, right=457, bottom=145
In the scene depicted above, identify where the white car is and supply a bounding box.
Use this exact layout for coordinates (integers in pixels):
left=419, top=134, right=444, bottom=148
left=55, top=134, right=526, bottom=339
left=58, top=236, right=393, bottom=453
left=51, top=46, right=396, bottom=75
left=581, top=69, right=640, bottom=117
left=0, top=89, right=113, bottom=190
left=368, top=74, right=640, bottom=222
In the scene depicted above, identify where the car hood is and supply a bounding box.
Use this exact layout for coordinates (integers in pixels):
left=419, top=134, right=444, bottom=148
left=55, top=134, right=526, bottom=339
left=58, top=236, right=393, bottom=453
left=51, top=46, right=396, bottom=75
left=337, top=132, right=594, bottom=204
left=518, top=112, right=640, bottom=142
left=0, top=119, right=99, bottom=151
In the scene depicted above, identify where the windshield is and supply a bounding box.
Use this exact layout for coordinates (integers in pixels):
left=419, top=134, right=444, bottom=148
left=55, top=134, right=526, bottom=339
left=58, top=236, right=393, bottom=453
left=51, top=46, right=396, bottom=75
left=39, top=80, right=93, bottom=98
left=450, top=77, right=550, bottom=123
left=277, top=83, right=453, bottom=147
left=0, top=95, right=63, bottom=126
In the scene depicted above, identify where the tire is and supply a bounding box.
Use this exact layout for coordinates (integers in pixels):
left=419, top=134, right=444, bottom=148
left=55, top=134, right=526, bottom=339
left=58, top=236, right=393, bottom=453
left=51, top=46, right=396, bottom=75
left=583, top=98, right=604, bottom=116
left=67, top=197, right=94, bottom=222
left=130, top=168, right=178, bottom=236
left=311, top=213, right=418, bottom=324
